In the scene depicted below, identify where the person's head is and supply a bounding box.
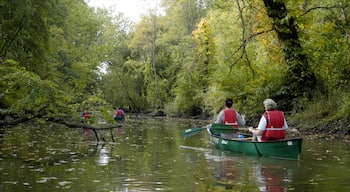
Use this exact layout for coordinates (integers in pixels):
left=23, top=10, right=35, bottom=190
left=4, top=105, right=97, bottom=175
left=225, top=98, right=233, bottom=108
left=263, top=99, right=277, bottom=111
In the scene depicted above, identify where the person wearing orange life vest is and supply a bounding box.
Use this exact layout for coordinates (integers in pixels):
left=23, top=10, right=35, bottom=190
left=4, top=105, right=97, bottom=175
left=248, top=99, right=299, bottom=141
left=214, top=98, right=246, bottom=139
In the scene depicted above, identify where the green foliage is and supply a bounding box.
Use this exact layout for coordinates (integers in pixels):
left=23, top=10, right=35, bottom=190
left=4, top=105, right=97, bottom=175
left=102, top=59, right=149, bottom=112
left=0, top=60, right=70, bottom=117
left=323, top=90, right=350, bottom=121
left=0, top=0, right=67, bottom=76
left=0, top=0, right=110, bottom=121
left=292, top=89, right=350, bottom=128
left=106, top=0, right=350, bottom=123
left=300, top=0, right=350, bottom=91
left=172, top=62, right=204, bottom=116
left=99, top=108, right=115, bottom=124
left=1, top=0, right=350, bottom=131
left=79, top=96, right=115, bottom=124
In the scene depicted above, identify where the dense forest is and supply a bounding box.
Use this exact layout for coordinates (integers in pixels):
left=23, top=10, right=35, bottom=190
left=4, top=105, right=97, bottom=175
left=0, top=0, right=349, bottom=135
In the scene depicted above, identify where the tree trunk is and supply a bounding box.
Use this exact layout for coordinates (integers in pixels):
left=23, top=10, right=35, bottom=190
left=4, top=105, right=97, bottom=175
left=152, top=13, right=163, bottom=110
left=262, top=0, right=318, bottom=110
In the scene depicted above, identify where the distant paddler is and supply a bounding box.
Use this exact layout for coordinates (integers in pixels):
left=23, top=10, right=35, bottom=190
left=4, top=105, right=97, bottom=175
left=114, top=107, right=125, bottom=122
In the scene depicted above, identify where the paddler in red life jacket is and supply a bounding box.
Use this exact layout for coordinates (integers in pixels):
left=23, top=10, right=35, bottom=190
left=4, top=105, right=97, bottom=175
left=214, top=98, right=246, bottom=139
left=82, top=110, right=91, bottom=119
left=82, top=108, right=92, bottom=124
left=248, top=99, right=299, bottom=142
left=114, top=108, right=125, bottom=122
left=81, top=108, right=93, bottom=136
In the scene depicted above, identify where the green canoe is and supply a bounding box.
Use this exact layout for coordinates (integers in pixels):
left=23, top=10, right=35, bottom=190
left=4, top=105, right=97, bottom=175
left=207, top=124, right=302, bottom=160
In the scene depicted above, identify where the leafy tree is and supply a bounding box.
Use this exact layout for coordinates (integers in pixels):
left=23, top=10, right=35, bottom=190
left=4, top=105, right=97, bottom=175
left=0, top=0, right=67, bottom=77
left=1, top=0, right=106, bottom=122
left=261, top=0, right=318, bottom=110
left=0, top=60, right=70, bottom=118
left=159, top=0, right=214, bottom=116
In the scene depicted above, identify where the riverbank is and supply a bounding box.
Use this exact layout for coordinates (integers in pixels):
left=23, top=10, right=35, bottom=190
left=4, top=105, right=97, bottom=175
left=289, top=116, right=350, bottom=139
left=126, top=112, right=350, bottom=140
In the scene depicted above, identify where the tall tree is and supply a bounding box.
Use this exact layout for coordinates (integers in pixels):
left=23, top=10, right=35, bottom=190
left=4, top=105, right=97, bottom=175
left=262, top=0, right=318, bottom=109
left=1, top=0, right=106, bottom=121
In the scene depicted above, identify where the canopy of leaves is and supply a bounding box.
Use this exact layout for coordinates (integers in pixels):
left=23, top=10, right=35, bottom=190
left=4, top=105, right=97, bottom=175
left=1, top=0, right=349, bottom=129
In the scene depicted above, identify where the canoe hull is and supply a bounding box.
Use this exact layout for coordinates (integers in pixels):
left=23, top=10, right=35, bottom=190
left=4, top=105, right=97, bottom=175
left=208, top=128, right=302, bottom=160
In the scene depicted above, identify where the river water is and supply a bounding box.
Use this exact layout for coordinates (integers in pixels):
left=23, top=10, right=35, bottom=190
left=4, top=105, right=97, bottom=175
left=1, top=118, right=349, bottom=192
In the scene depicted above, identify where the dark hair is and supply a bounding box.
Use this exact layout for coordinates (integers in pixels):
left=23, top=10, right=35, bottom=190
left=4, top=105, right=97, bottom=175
left=225, top=98, right=233, bottom=108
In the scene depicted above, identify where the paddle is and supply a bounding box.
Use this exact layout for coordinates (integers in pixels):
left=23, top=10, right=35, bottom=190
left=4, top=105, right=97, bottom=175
left=183, top=124, right=250, bottom=138
left=210, top=123, right=249, bottom=134
left=182, top=124, right=211, bottom=138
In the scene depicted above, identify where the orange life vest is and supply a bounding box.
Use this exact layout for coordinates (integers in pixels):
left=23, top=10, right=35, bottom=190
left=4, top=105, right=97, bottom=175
left=261, top=110, right=285, bottom=141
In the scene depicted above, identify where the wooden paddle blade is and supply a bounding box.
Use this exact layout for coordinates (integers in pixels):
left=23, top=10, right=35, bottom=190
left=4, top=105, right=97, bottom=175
left=182, top=127, right=204, bottom=138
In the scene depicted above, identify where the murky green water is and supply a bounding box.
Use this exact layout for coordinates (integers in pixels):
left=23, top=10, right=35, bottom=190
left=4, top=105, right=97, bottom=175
left=1, top=119, right=350, bottom=192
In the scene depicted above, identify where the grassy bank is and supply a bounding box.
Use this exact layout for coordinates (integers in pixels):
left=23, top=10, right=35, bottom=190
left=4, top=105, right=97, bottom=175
left=289, top=91, right=350, bottom=138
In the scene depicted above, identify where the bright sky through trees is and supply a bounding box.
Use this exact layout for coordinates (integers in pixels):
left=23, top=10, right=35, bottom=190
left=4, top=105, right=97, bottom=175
left=86, top=0, right=160, bottom=22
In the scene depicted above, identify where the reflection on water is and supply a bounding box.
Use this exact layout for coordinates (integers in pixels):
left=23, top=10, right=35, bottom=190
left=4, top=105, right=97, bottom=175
left=116, top=126, right=125, bottom=135
left=0, top=120, right=350, bottom=192
left=83, top=128, right=92, bottom=137
left=254, top=160, right=294, bottom=192
left=97, top=144, right=110, bottom=166
left=91, top=125, right=125, bottom=166
left=202, top=149, right=299, bottom=191
left=83, top=124, right=125, bottom=142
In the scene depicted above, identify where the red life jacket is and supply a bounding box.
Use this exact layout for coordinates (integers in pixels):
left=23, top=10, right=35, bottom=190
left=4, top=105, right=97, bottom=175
left=116, top=109, right=124, bottom=117
left=222, top=109, right=238, bottom=128
left=261, top=110, right=285, bottom=141
left=83, top=111, right=91, bottom=119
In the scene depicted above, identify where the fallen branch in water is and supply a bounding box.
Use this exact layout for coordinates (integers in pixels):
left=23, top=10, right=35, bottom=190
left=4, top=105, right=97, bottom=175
left=47, top=118, right=123, bottom=142
left=0, top=115, right=42, bottom=127
left=53, top=120, right=122, bottom=130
